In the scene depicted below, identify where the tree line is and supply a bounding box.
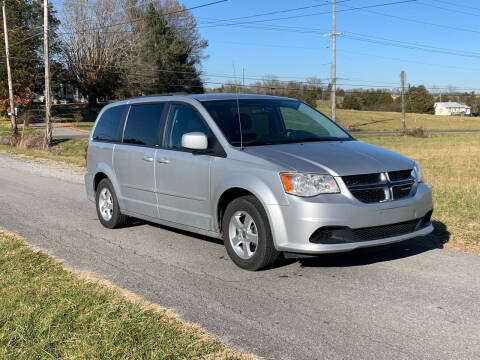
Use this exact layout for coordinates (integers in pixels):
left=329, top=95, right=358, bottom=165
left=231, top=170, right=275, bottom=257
left=0, top=0, right=206, bottom=119
left=342, top=86, right=479, bottom=114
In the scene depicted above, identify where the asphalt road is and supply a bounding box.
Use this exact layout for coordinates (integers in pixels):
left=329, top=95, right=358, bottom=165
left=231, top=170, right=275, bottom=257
left=354, top=129, right=480, bottom=135
left=1, top=153, right=479, bottom=360
left=31, top=123, right=89, bottom=139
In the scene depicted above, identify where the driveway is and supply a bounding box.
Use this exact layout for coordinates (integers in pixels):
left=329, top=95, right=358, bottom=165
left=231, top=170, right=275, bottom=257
left=31, top=123, right=89, bottom=139
left=353, top=129, right=480, bottom=135
left=0, top=153, right=479, bottom=360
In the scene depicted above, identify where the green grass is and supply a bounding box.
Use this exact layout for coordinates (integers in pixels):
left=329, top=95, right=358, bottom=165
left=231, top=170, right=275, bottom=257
left=0, top=120, right=39, bottom=137
left=357, top=133, right=480, bottom=254
left=72, top=122, right=94, bottom=132
left=316, top=100, right=480, bottom=132
left=0, top=231, right=246, bottom=360
left=0, top=138, right=88, bottom=167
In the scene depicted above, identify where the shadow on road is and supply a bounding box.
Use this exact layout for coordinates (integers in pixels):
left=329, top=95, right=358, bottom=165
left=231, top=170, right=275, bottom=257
left=297, top=221, right=450, bottom=268
left=121, top=218, right=450, bottom=269
left=130, top=219, right=224, bottom=246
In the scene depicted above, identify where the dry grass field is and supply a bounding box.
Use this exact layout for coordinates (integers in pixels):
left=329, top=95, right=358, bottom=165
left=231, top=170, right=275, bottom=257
left=316, top=101, right=480, bottom=132
left=357, top=133, right=480, bottom=254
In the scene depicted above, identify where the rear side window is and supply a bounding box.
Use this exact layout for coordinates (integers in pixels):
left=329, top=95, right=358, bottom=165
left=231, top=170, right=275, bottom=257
left=123, top=103, right=165, bottom=146
left=92, top=105, right=127, bottom=142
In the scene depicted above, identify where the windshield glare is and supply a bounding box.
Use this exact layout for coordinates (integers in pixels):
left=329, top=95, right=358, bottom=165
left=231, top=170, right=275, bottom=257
left=201, top=99, right=351, bottom=146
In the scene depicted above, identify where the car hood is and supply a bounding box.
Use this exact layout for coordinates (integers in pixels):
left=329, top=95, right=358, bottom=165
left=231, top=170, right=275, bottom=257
left=244, top=140, right=414, bottom=176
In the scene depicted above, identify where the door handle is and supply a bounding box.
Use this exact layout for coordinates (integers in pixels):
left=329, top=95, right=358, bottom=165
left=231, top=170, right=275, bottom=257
left=157, top=158, right=170, bottom=164
left=142, top=155, right=153, bottom=162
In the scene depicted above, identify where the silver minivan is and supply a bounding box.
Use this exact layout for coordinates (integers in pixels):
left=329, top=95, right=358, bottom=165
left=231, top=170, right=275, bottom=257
left=85, top=94, right=434, bottom=270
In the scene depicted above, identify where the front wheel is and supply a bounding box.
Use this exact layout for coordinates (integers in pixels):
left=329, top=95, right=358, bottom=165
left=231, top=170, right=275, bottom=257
left=222, top=195, right=280, bottom=270
left=95, top=178, right=128, bottom=229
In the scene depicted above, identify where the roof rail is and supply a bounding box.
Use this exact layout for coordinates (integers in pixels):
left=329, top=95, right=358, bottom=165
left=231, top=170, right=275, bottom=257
left=126, top=92, right=190, bottom=100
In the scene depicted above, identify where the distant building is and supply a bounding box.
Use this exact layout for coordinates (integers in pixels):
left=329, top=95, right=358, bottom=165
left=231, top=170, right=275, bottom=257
left=434, top=102, right=471, bottom=116
left=56, top=84, right=86, bottom=104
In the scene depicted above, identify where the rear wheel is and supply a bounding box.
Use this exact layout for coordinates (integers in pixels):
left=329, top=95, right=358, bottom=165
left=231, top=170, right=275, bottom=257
left=95, top=178, right=128, bottom=229
left=222, top=195, right=280, bottom=270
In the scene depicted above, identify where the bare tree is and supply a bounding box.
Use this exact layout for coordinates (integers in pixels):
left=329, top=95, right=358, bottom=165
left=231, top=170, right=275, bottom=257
left=60, top=0, right=130, bottom=107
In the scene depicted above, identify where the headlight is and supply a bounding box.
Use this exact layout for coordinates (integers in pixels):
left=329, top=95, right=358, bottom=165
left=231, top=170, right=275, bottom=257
left=412, top=162, right=423, bottom=182
left=280, top=173, right=340, bottom=196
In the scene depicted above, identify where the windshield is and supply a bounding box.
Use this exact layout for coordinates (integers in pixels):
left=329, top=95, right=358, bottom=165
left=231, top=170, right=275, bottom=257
left=201, top=99, right=352, bottom=146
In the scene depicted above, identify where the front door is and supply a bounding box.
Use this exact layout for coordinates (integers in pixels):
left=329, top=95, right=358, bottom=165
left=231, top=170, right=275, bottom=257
left=155, top=103, right=213, bottom=230
left=114, top=103, right=166, bottom=218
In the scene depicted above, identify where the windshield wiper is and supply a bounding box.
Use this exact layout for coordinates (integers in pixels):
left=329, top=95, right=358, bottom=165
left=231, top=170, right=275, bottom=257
left=287, top=137, right=335, bottom=143
left=243, top=140, right=278, bottom=146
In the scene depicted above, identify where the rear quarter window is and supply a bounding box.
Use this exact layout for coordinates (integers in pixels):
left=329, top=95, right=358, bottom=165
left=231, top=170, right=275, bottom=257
left=92, top=105, right=127, bottom=142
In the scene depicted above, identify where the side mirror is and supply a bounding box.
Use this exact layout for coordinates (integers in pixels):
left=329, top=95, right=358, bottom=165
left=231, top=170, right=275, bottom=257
left=182, top=132, right=208, bottom=150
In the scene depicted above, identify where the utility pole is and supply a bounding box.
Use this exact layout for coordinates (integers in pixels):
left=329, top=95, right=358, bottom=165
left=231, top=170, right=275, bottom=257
left=242, top=67, right=245, bottom=88
left=43, top=0, right=52, bottom=148
left=400, top=70, right=406, bottom=132
left=2, top=0, right=17, bottom=136
left=326, top=0, right=342, bottom=122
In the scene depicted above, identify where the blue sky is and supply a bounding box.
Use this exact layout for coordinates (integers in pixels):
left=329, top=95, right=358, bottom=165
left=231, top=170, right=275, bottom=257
left=52, top=0, right=480, bottom=92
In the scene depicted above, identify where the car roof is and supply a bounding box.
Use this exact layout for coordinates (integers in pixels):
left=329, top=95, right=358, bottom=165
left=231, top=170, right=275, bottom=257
left=189, top=93, right=296, bottom=101
left=111, top=93, right=296, bottom=105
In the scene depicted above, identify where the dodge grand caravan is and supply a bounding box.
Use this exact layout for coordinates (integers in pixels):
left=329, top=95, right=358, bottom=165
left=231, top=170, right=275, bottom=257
left=85, top=94, right=434, bottom=270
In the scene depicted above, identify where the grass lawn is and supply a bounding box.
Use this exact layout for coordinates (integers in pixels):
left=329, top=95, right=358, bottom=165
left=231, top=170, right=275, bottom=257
left=0, top=138, right=88, bottom=167
left=0, top=230, right=248, bottom=360
left=357, top=133, right=480, bottom=254
left=316, top=101, right=480, bottom=132
left=0, top=120, right=40, bottom=137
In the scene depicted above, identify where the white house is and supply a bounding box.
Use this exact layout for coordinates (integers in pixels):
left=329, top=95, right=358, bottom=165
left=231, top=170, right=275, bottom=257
left=434, top=102, right=471, bottom=116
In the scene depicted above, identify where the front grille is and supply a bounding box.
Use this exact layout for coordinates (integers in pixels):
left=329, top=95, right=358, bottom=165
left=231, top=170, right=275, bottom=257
left=351, top=188, right=386, bottom=203
left=309, top=212, right=433, bottom=244
left=342, top=169, right=415, bottom=203
left=353, top=219, right=420, bottom=241
left=388, top=169, right=412, bottom=181
left=392, top=184, right=413, bottom=199
left=342, top=173, right=382, bottom=186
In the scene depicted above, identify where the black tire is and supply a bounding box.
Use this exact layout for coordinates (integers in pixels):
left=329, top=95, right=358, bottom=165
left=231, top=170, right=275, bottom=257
left=95, top=178, right=128, bottom=229
left=222, top=195, right=280, bottom=271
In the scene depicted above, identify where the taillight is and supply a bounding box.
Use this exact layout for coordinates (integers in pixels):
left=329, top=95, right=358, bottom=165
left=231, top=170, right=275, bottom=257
left=84, top=145, right=88, bottom=166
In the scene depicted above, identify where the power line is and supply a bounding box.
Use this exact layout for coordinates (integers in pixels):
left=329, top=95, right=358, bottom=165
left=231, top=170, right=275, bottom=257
left=58, top=0, right=228, bottom=35
left=338, top=2, right=480, bottom=35
left=7, top=0, right=228, bottom=46
left=197, top=18, right=480, bottom=60
left=417, top=0, right=480, bottom=16
left=199, top=0, right=416, bottom=28
left=200, top=0, right=354, bottom=24
left=429, top=0, right=480, bottom=12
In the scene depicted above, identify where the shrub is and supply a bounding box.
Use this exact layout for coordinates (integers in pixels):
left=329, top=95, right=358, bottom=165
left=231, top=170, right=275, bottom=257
left=73, top=112, right=83, bottom=127
left=18, top=134, right=44, bottom=149
left=402, top=127, right=427, bottom=138
left=20, top=111, right=34, bottom=126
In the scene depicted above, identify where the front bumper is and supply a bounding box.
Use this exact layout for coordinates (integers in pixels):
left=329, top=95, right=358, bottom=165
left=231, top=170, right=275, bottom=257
left=266, top=182, right=434, bottom=254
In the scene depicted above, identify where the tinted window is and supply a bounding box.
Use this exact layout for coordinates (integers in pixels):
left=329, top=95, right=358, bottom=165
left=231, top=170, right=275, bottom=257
left=164, top=104, right=211, bottom=149
left=92, top=105, right=127, bottom=142
left=123, top=103, right=165, bottom=146
left=201, top=99, right=351, bottom=146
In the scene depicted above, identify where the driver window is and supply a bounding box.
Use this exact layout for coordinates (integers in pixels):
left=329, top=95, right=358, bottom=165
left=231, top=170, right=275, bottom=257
left=164, top=104, right=211, bottom=149
left=280, top=106, right=329, bottom=136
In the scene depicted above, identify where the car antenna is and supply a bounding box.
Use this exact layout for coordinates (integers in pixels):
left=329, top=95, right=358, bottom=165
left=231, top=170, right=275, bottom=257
left=233, top=63, right=244, bottom=151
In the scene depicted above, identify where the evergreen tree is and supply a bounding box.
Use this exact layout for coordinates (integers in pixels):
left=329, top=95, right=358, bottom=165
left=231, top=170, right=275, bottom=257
left=406, top=85, right=435, bottom=114
left=0, top=0, right=60, bottom=118
left=342, top=94, right=361, bottom=110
